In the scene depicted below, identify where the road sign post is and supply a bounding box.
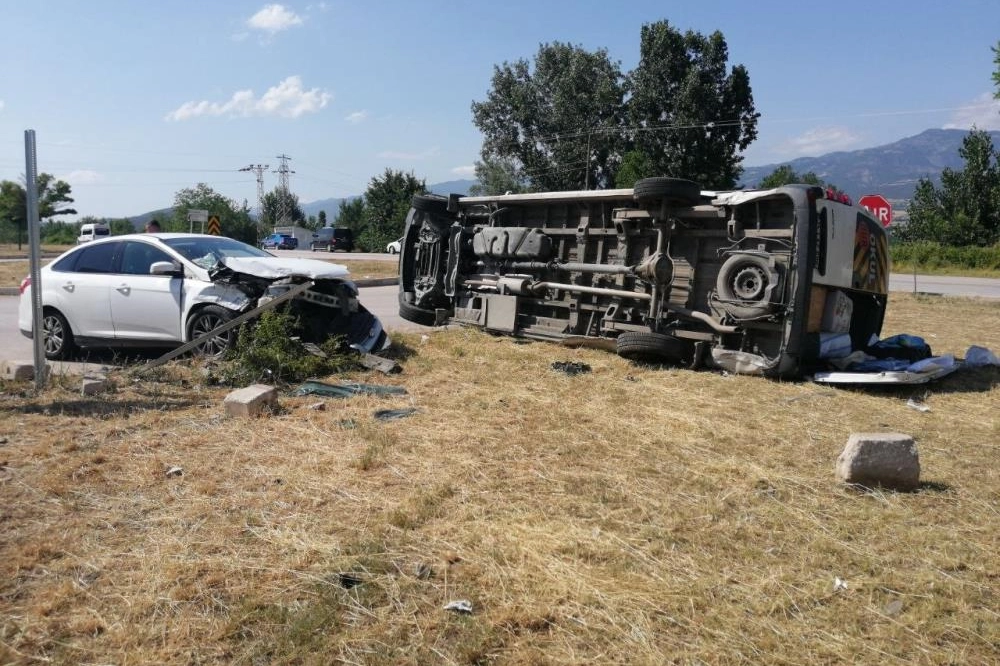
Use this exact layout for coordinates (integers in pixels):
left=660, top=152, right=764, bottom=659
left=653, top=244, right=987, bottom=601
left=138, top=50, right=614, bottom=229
left=859, top=194, right=892, bottom=227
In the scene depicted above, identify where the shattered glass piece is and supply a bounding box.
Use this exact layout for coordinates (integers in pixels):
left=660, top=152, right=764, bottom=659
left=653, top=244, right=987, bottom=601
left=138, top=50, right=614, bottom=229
left=551, top=361, right=592, bottom=376
left=373, top=407, right=420, bottom=421
left=291, top=381, right=407, bottom=398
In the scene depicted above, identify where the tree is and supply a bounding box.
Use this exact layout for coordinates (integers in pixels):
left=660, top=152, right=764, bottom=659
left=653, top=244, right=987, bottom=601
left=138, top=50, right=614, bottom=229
left=614, top=150, right=655, bottom=188
left=626, top=21, right=758, bottom=189
left=0, top=173, right=77, bottom=245
left=472, top=42, right=625, bottom=192
left=468, top=157, right=527, bottom=196
left=757, top=165, right=824, bottom=189
left=335, top=197, right=365, bottom=232
left=171, top=183, right=257, bottom=244
left=993, top=40, right=1000, bottom=99
left=901, top=129, right=1000, bottom=246
left=360, top=169, right=426, bottom=251
left=471, top=23, right=757, bottom=193
left=261, top=188, right=305, bottom=228
left=318, top=210, right=328, bottom=227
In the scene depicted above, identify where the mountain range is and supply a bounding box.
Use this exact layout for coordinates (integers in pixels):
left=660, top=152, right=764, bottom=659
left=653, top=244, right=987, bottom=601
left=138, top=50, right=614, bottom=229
left=130, top=128, right=996, bottom=224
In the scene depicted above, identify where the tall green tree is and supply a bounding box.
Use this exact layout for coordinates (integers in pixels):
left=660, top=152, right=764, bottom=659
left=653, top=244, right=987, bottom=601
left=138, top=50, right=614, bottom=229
left=468, top=157, right=527, bottom=196
left=360, top=169, right=426, bottom=251
left=992, top=40, right=1000, bottom=99
left=318, top=210, right=328, bottom=227
left=335, top=197, right=365, bottom=232
left=261, top=188, right=305, bottom=228
left=472, top=42, right=625, bottom=192
left=757, top=165, right=825, bottom=189
left=901, top=129, right=1000, bottom=246
left=626, top=21, right=758, bottom=189
left=0, top=173, right=77, bottom=244
left=171, top=183, right=257, bottom=244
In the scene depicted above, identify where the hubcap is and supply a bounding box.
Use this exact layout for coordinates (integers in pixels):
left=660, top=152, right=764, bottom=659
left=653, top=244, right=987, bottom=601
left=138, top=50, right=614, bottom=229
left=192, top=315, right=230, bottom=356
left=42, top=316, right=64, bottom=355
left=732, top=265, right=768, bottom=301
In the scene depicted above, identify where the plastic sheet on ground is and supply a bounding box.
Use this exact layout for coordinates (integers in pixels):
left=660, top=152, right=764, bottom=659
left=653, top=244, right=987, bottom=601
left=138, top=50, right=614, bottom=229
left=291, top=381, right=407, bottom=398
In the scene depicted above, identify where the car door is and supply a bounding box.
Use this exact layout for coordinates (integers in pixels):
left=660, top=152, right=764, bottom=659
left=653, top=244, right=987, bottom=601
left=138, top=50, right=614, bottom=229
left=46, top=241, right=119, bottom=339
left=109, top=240, right=185, bottom=342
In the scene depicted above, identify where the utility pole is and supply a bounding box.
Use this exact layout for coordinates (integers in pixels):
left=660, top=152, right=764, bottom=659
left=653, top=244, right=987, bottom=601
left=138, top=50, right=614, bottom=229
left=239, top=164, right=269, bottom=232
left=273, top=154, right=294, bottom=226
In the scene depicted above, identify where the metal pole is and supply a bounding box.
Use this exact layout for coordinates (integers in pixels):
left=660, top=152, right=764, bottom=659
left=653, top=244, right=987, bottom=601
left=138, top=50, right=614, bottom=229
left=24, top=130, right=46, bottom=390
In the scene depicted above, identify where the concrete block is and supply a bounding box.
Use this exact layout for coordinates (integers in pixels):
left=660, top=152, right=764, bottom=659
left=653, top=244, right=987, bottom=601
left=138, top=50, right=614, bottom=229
left=225, top=384, right=278, bottom=417
left=836, top=432, right=920, bottom=491
left=81, top=375, right=110, bottom=396
left=2, top=361, right=34, bottom=381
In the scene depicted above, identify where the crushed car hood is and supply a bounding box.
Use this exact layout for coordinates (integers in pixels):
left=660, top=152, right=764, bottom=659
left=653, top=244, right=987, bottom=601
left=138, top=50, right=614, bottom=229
left=222, top=256, right=350, bottom=280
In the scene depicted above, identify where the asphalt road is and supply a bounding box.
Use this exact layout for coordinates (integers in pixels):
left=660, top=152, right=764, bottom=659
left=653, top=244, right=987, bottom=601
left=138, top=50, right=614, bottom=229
left=2, top=276, right=998, bottom=364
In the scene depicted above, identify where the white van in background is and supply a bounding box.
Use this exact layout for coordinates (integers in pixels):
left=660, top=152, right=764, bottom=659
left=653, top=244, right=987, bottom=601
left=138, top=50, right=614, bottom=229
left=77, top=223, right=110, bottom=244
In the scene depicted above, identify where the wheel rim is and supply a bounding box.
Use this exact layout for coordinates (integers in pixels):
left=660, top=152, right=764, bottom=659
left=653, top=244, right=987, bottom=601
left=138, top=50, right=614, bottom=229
left=42, top=315, right=65, bottom=355
left=191, top=314, right=231, bottom=356
left=731, top=265, right=768, bottom=301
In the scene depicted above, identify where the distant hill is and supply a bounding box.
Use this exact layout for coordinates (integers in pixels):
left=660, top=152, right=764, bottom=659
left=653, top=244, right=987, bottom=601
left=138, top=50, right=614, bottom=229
left=130, top=130, right=994, bottom=222
left=739, top=129, right=1000, bottom=205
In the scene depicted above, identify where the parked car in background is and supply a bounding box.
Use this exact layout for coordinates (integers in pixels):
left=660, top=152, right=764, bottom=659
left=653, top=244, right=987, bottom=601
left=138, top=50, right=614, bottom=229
left=386, top=237, right=402, bottom=254
left=19, top=233, right=388, bottom=360
left=77, top=223, right=110, bottom=244
left=310, top=227, right=354, bottom=252
left=260, top=233, right=298, bottom=250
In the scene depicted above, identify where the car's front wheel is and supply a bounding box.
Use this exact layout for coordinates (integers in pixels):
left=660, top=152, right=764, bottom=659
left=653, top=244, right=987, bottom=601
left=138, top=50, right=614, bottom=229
left=42, top=309, right=76, bottom=360
left=187, top=305, right=236, bottom=357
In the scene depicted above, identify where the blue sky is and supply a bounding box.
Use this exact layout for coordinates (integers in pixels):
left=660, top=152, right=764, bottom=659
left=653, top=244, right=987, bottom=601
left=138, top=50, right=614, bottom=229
left=2, top=0, right=999, bottom=219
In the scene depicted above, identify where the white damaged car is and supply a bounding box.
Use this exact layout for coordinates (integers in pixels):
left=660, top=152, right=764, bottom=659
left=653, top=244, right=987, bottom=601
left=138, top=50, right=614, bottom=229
left=18, top=233, right=389, bottom=360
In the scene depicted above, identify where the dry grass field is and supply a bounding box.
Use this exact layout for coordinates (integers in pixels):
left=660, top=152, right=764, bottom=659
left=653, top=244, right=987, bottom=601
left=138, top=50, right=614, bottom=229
left=1, top=293, right=998, bottom=664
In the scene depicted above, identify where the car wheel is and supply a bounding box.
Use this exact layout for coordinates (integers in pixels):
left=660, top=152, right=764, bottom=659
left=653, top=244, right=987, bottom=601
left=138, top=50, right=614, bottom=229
left=715, top=254, right=780, bottom=320
left=398, top=299, right=439, bottom=326
left=411, top=193, right=449, bottom=215
left=633, top=177, right=702, bottom=208
left=42, top=309, right=76, bottom=360
left=187, top=305, right=236, bottom=357
left=616, top=331, right=690, bottom=364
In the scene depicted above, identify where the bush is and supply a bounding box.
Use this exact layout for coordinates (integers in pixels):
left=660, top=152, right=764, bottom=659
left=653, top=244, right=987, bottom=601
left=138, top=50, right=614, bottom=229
left=216, top=309, right=359, bottom=386
left=890, top=241, right=1000, bottom=271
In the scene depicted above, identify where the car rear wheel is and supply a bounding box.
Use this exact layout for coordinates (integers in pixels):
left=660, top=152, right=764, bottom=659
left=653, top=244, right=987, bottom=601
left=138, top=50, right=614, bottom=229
left=633, top=177, right=701, bottom=208
left=42, top=309, right=76, bottom=360
left=187, top=305, right=236, bottom=357
left=398, top=299, right=439, bottom=326
left=616, top=331, right=690, bottom=364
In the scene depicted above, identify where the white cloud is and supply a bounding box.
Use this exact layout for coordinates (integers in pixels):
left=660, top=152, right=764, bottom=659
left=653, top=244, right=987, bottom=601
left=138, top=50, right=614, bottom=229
left=943, top=93, right=1000, bottom=131
left=0, top=100, right=5, bottom=112
left=165, top=76, right=331, bottom=121
left=247, top=4, right=303, bottom=33
left=377, top=147, right=440, bottom=160
left=451, top=165, right=475, bottom=178
left=775, top=126, right=864, bottom=157
left=63, top=170, right=103, bottom=186
left=345, top=110, right=368, bottom=124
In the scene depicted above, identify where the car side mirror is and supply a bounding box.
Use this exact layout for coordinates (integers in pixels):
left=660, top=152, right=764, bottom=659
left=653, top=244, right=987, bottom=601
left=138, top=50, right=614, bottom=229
left=150, top=260, right=183, bottom=277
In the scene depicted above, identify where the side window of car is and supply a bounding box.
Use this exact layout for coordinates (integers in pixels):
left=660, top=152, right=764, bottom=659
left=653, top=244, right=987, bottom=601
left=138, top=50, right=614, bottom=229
left=120, top=241, right=173, bottom=275
left=73, top=242, right=119, bottom=273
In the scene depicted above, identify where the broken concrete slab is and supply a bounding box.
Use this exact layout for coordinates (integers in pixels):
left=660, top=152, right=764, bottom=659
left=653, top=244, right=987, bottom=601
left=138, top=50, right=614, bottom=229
left=2, top=361, right=34, bottom=381
left=225, top=384, right=278, bottom=418
left=836, top=432, right=920, bottom=491
left=81, top=375, right=111, bottom=396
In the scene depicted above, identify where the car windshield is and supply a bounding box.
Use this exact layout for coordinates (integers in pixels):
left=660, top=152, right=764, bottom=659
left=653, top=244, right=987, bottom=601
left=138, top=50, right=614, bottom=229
left=163, top=236, right=272, bottom=270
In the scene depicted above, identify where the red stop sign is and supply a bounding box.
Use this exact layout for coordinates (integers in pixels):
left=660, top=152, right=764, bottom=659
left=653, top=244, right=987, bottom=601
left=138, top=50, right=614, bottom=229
left=859, top=194, right=892, bottom=227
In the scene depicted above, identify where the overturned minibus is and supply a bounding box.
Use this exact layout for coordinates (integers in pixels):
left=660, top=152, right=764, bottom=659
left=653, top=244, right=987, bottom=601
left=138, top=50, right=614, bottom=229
left=397, top=178, right=890, bottom=378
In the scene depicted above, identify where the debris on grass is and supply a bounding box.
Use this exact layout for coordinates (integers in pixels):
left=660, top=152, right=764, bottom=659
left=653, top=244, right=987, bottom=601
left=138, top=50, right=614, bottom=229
left=906, top=397, right=931, bottom=412
left=373, top=407, right=419, bottom=421
left=291, top=381, right=407, bottom=399
left=165, top=466, right=183, bottom=478
left=550, top=361, right=592, bottom=376
left=443, top=599, right=473, bottom=614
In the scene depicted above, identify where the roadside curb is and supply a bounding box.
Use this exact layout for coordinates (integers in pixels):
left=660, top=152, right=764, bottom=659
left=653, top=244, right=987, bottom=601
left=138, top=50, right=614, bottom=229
left=354, top=277, right=398, bottom=288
